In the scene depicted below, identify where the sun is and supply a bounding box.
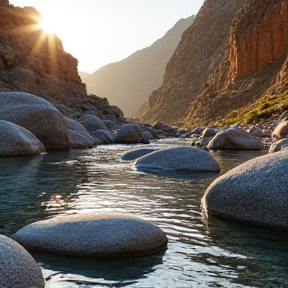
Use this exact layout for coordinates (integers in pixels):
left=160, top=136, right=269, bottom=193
left=39, top=17, right=58, bottom=35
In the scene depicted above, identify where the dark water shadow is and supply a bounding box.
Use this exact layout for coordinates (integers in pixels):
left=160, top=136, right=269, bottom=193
left=135, top=167, right=220, bottom=183
left=204, top=216, right=288, bottom=287
left=33, top=248, right=166, bottom=285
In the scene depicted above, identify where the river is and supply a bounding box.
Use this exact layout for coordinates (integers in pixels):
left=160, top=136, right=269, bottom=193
left=1, top=139, right=288, bottom=288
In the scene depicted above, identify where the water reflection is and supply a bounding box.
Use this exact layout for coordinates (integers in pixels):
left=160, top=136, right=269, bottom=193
left=35, top=250, right=166, bottom=287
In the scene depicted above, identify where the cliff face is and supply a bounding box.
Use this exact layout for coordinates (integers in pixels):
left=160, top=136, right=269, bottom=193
left=83, top=16, right=195, bottom=118
left=0, top=0, right=86, bottom=107
left=141, top=0, right=288, bottom=127
left=140, top=0, right=246, bottom=124
left=229, top=0, right=288, bottom=80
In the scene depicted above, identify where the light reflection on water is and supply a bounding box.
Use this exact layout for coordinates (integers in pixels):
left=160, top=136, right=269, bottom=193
left=0, top=140, right=288, bottom=287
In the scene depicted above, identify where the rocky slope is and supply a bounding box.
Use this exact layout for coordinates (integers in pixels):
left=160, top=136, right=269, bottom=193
left=140, top=0, right=288, bottom=127
left=0, top=0, right=125, bottom=122
left=83, top=16, right=195, bottom=117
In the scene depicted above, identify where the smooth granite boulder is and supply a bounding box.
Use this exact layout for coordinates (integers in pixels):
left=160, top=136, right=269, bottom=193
left=272, top=116, right=288, bottom=140
left=15, top=212, right=168, bottom=258
left=122, top=148, right=158, bottom=161
left=90, top=129, right=115, bottom=144
left=0, top=92, right=69, bottom=151
left=201, top=127, right=219, bottom=138
left=0, top=120, right=46, bottom=156
left=67, top=129, right=97, bottom=149
left=133, top=146, right=220, bottom=172
left=65, top=116, right=89, bottom=133
left=79, top=114, right=108, bottom=132
left=65, top=117, right=97, bottom=149
left=202, top=150, right=288, bottom=229
left=207, top=128, right=264, bottom=150
left=114, top=124, right=143, bottom=144
left=269, top=138, right=288, bottom=153
left=0, top=234, right=44, bottom=288
left=140, top=131, right=153, bottom=144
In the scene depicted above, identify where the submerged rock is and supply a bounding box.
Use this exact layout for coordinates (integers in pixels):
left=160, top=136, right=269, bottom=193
left=0, top=120, right=46, bottom=156
left=15, top=212, right=168, bottom=258
left=122, top=148, right=158, bottom=161
left=207, top=128, right=264, bottom=150
left=133, top=146, right=220, bottom=172
left=0, top=234, right=44, bottom=288
left=202, top=150, right=288, bottom=229
left=0, top=92, right=69, bottom=151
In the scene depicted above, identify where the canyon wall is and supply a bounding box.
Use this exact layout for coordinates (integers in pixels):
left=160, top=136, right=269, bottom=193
left=0, top=0, right=125, bottom=121
left=141, top=0, right=288, bottom=127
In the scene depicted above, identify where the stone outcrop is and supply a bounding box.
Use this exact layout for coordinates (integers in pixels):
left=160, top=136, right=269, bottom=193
left=0, top=1, right=86, bottom=106
left=0, top=1, right=126, bottom=124
left=83, top=16, right=195, bottom=117
left=140, top=0, right=288, bottom=127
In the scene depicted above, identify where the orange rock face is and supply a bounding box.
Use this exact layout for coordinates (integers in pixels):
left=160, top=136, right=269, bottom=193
left=229, top=0, right=288, bottom=80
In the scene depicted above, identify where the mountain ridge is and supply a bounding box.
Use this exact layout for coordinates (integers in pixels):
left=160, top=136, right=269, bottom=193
left=83, top=15, right=195, bottom=117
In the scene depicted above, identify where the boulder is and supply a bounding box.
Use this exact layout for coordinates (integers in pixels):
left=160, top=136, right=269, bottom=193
left=114, top=124, right=143, bottom=144
left=0, top=120, right=46, bottom=157
left=65, top=116, right=89, bottom=133
left=207, top=128, right=264, bottom=150
left=191, top=127, right=205, bottom=135
left=0, top=92, right=69, bottom=151
left=65, top=116, right=97, bottom=149
left=122, top=148, right=158, bottom=161
left=90, top=129, right=115, bottom=144
left=201, top=127, right=219, bottom=138
left=79, top=114, right=108, bottom=132
left=140, top=131, right=153, bottom=144
left=269, top=138, right=288, bottom=153
left=202, top=150, right=288, bottom=229
left=67, top=130, right=97, bottom=149
left=247, top=126, right=263, bottom=137
left=272, top=116, right=288, bottom=140
left=14, top=212, right=168, bottom=258
left=153, top=121, right=177, bottom=135
left=0, top=234, right=44, bottom=288
left=133, top=146, right=220, bottom=172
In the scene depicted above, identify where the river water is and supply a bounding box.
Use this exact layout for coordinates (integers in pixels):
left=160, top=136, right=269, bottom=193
left=1, top=139, right=288, bottom=288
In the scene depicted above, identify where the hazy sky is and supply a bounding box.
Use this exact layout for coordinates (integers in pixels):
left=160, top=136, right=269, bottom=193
left=9, top=0, right=204, bottom=73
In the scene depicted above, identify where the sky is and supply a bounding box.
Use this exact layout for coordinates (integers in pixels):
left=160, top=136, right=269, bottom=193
left=9, top=0, right=205, bottom=73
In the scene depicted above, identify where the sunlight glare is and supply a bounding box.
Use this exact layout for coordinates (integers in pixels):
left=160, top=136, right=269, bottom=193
left=39, top=16, right=58, bottom=34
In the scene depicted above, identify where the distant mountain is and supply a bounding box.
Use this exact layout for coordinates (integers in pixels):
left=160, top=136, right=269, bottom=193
left=82, top=16, right=195, bottom=117
left=79, top=71, right=90, bottom=80
left=140, top=0, right=288, bottom=127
